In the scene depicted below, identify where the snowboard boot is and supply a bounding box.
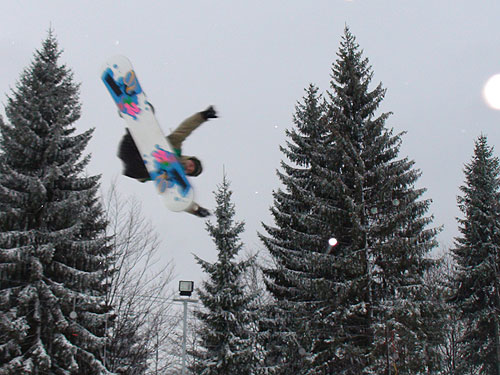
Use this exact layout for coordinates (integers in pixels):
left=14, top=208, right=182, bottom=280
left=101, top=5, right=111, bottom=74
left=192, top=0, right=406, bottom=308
left=193, top=205, right=211, bottom=218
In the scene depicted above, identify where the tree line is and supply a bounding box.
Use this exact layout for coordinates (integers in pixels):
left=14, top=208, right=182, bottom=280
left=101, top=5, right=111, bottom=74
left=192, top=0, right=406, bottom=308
left=0, top=28, right=498, bottom=374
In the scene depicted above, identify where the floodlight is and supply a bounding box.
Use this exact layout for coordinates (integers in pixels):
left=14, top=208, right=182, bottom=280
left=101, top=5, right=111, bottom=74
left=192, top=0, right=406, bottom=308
left=179, top=280, right=194, bottom=296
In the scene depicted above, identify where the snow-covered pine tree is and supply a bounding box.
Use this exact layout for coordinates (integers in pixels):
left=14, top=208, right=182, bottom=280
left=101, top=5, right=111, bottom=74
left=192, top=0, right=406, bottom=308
left=326, top=29, right=442, bottom=375
left=258, top=83, right=326, bottom=374
left=261, top=27, right=440, bottom=375
left=0, top=31, right=113, bottom=374
left=451, top=135, right=500, bottom=375
left=191, top=175, right=258, bottom=375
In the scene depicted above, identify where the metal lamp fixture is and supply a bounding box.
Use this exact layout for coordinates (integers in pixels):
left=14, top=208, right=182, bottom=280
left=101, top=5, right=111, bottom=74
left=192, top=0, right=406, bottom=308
left=179, top=280, right=194, bottom=296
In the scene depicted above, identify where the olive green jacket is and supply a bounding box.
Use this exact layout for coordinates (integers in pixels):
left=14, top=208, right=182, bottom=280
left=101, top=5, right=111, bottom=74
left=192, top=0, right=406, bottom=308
left=167, top=112, right=206, bottom=162
left=167, top=112, right=208, bottom=216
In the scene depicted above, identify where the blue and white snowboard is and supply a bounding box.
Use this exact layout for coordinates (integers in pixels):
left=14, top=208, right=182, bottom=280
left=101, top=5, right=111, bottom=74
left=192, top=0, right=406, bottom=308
left=101, top=55, right=194, bottom=212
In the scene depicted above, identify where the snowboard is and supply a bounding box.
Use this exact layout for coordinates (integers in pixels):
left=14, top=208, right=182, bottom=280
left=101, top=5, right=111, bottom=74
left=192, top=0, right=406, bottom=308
left=101, top=55, right=194, bottom=212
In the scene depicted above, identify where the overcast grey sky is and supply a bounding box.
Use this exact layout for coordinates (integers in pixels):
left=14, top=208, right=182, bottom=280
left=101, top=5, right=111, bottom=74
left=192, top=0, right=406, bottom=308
left=2, top=1, right=500, bottom=285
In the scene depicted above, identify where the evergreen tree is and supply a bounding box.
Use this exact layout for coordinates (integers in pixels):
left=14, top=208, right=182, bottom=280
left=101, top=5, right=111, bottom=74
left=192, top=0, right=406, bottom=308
left=261, top=27, right=440, bottom=374
left=192, top=175, right=258, bottom=375
left=258, top=83, right=326, bottom=374
left=452, top=135, right=500, bottom=374
left=0, top=31, right=113, bottom=374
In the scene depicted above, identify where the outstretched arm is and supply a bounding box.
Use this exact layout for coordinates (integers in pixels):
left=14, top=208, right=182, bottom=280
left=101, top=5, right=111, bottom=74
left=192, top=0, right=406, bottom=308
left=167, top=106, right=217, bottom=151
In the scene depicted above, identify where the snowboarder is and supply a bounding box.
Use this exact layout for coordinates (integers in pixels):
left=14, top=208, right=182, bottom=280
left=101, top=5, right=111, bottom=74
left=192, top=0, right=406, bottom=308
left=118, top=105, right=218, bottom=217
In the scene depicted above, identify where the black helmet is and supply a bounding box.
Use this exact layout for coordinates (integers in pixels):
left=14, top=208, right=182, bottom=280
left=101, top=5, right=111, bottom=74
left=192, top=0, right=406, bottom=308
left=187, top=157, right=203, bottom=177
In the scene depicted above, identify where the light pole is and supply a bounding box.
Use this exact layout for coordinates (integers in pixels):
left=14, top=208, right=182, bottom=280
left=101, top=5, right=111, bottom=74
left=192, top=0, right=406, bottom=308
left=173, top=281, right=198, bottom=375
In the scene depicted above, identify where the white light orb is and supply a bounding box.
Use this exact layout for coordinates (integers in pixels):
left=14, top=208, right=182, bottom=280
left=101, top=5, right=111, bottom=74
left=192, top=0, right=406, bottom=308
left=483, top=74, right=500, bottom=110
left=328, top=238, right=338, bottom=247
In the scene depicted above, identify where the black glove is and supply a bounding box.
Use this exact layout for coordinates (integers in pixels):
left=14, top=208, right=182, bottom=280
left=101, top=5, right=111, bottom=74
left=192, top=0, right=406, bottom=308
left=200, top=106, right=218, bottom=120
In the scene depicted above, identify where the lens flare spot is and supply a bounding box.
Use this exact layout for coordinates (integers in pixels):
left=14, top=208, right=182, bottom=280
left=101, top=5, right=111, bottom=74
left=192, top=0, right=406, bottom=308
left=483, top=74, right=500, bottom=110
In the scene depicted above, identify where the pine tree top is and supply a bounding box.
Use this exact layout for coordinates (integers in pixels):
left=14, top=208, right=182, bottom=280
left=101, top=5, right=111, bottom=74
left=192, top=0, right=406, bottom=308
left=1, top=29, right=86, bottom=179
left=455, top=134, right=500, bottom=262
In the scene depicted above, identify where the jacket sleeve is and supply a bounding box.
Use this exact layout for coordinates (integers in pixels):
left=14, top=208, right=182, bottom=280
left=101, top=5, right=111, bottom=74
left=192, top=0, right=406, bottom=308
left=167, top=112, right=206, bottom=152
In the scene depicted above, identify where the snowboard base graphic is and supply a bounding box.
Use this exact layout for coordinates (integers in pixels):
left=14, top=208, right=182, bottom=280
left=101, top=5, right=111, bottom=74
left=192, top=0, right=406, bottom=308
left=101, top=55, right=194, bottom=212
